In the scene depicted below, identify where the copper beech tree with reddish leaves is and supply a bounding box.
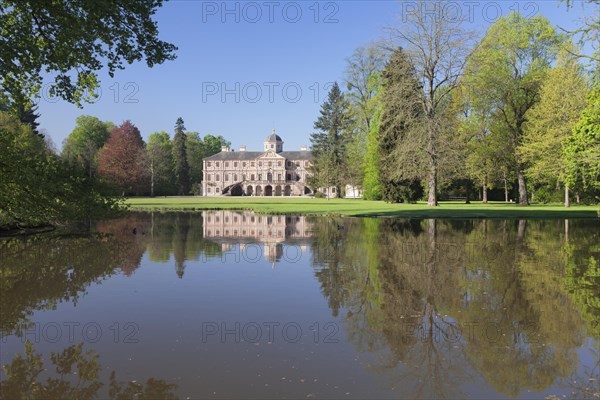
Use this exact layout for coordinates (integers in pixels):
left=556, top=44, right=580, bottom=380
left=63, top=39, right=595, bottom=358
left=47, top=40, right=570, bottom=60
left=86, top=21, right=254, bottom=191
left=98, top=121, right=149, bottom=195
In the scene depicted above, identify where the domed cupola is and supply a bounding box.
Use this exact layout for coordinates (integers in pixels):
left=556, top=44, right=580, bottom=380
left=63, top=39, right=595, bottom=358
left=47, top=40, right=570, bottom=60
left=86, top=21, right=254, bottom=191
left=264, top=129, right=283, bottom=152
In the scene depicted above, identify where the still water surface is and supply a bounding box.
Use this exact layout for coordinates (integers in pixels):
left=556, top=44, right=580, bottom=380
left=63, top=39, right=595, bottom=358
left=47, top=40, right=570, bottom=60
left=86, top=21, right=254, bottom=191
left=1, top=212, right=598, bottom=399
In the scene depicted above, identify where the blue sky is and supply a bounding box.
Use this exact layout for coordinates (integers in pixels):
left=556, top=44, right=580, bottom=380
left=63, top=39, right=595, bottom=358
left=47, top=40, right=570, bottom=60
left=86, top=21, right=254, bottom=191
left=36, top=0, right=595, bottom=152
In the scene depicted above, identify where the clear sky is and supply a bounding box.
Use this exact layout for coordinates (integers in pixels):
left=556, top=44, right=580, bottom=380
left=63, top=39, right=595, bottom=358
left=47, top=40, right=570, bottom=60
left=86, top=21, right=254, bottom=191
left=36, top=0, right=595, bottom=152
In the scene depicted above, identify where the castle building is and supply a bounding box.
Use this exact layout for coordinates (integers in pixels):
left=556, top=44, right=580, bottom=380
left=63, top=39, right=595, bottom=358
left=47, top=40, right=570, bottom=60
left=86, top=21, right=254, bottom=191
left=202, top=130, right=316, bottom=197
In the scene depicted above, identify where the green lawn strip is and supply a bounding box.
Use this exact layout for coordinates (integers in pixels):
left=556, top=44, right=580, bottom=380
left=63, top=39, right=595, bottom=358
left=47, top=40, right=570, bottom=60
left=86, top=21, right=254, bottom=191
left=125, top=198, right=600, bottom=219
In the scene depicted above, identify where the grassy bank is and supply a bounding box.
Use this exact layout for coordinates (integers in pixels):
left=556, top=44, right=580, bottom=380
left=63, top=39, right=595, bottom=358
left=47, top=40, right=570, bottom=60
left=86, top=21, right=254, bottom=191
left=126, top=197, right=600, bottom=219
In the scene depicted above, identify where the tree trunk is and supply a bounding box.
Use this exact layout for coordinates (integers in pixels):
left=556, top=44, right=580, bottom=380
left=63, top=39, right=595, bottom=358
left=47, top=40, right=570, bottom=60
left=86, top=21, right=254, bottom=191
left=516, top=165, right=528, bottom=205
left=482, top=175, right=488, bottom=204
left=427, top=165, right=437, bottom=206
left=575, top=192, right=580, bottom=204
left=150, top=161, right=155, bottom=197
left=503, top=172, right=509, bottom=203
left=564, top=185, right=570, bottom=208
left=426, top=114, right=437, bottom=207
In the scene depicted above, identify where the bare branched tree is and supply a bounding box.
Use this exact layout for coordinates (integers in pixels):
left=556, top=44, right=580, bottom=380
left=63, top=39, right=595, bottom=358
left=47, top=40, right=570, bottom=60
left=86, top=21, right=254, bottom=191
left=386, top=1, right=477, bottom=206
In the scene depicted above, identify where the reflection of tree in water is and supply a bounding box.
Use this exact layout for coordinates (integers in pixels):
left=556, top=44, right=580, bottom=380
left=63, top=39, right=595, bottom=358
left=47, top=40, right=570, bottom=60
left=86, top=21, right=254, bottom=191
left=0, top=213, right=222, bottom=338
left=0, top=233, right=125, bottom=336
left=0, top=341, right=177, bottom=400
left=152, top=213, right=222, bottom=278
left=96, top=213, right=151, bottom=276
left=310, top=217, right=599, bottom=398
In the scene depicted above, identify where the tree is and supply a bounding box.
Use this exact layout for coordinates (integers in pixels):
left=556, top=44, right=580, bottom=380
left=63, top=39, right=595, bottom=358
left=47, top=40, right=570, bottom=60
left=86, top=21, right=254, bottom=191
left=388, top=0, right=476, bottom=206
left=62, top=115, right=114, bottom=177
left=564, top=86, right=600, bottom=193
left=309, top=82, right=352, bottom=197
left=560, top=0, right=599, bottom=68
left=379, top=48, right=425, bottom=203
left=16, top=104, right=41, bottom=136
left=361, top=78, right=383, bottom=200
left=0, top=1, right=177, bottom=109
left=186, top=132, right=205, bottom=195
left=464, top=12, right=564, bottom=205
left=202, top=134, right=231, bottom=155
left=146, top=132, right=175, bottom=196
left=520, top=51, right=588, bottom=207
left=344, top=44, right=389, bottom=136
left=172, top=117, right=190, bottom=195
left=454, top=82, right=512, bottom=204
left=98, top=121, right=148, bottom=195
left=0, top=112, right=121, bottom=228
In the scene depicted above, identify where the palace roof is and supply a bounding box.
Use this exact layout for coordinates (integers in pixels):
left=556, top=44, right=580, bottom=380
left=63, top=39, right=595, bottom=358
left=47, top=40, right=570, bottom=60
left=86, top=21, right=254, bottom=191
left=204, top=150, right=311, bottom=161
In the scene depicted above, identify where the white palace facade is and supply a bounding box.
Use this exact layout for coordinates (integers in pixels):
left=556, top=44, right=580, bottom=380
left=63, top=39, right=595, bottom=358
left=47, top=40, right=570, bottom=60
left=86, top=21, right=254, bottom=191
left=202, top=130, right=317, bottom=197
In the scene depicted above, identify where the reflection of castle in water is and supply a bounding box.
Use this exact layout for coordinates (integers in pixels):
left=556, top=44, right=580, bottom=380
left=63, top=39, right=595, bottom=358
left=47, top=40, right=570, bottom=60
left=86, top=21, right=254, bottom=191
left=202, top=211, right=313, bottom=264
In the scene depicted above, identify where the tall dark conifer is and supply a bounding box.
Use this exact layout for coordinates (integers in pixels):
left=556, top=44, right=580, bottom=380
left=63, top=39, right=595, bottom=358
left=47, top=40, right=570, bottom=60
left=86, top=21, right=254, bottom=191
left=309, top=82, right=351, bottom=197
left=173, top=117, right=190, bottom=195
left=379, top=48, right=424, bottom=203
left=17, top=104, right=41, bottom=137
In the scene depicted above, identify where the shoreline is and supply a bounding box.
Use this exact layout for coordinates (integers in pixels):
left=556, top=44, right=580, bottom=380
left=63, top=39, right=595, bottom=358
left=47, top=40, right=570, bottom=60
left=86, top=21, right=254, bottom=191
left=125, top=197, right=600, bottom=219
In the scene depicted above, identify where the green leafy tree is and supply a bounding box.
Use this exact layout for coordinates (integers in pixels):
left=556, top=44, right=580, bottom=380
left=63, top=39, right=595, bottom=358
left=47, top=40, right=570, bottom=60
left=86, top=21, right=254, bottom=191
left=564, top=86, right=600, bottom=193
left=455, top=84, right=512, bottom=203
left=520, top=51, right=589, bottom=206
left=0, top=1, right=177, bottom=109
left=0, top=112, right=121, bottom=229
left=146, top=131, right=175, bottom=196
left=309, top=82, right=351, bottom=197
left=361, top=76, right=384, bottom=200
left=202, top=134, right=231, bottom=155
left=62, top=115, right=114, bottom=177
left=344, top=44, right=389, bottom=137
left=172, top=117, right=190, bottom=195
left=464, top=12, right=564, bottom=205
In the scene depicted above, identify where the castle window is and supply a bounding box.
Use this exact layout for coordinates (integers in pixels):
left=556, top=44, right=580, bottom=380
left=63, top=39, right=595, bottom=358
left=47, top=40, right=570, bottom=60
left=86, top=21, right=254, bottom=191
left=225, top=175, right=229, bottom=181
left=258, top=174, right=262, bottom=181
left=234, top=174, right=237, bottom=181
left=286, top=174, right=291, bottom=180
left=216, top=175, right=220, bottom=181
left=278, top=173, right=282, bottom=180
left=305, top=161, right=309, bottom=167
left=225, top=162, right=229, bottom=167
left=216, top=162, right=220, bottom=167
left=207, top=187, right=211, bottom=193
left=271, top=144, right=274, bottom=149
left=278, top=161, right=282, bottom=167
left=259, top=161, right=263, bottom=167
left=207, top=162, right=212, bottom=167
left=234, top=162, right=238, bottom=167
left=207, top=174, right=212, bottom=181
left=268, top=161, right=272, bottom=167
left=251, top=174, right=255, bottom=180
left=295, top=161, right=300, bottom=167
left=251, top=161, right=255, bottom=167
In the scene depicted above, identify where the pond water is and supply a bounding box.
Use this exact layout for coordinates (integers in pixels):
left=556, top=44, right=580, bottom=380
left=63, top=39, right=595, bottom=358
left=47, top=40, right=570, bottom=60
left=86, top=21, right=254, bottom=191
left=1, top=212, right=598, bottom=399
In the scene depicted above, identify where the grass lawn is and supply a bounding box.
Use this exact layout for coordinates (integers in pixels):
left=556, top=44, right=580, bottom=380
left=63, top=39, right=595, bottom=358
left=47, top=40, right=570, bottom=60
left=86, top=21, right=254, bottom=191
left=125, top=197, right=600, bottom=219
